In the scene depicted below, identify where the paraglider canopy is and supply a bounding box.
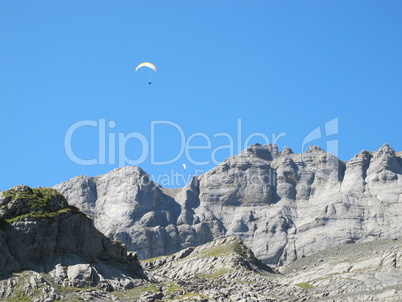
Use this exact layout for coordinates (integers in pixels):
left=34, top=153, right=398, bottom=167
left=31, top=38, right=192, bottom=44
left=135, top=62, right=157, bottom=72
left=135, top=62, right=157, bottom=84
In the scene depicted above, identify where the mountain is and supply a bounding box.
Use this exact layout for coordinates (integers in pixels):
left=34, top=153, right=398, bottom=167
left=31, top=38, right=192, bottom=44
left=0, top=185, right=146, bottom=301
left=139, top=235, right=402, bottom=301
left=54, top=143, right=402, bottom=266
left=1, top=185, right=402, bottom=300
left=139, top=236, right=300, bottom=302
left=280, top=235, right=402, bottom=301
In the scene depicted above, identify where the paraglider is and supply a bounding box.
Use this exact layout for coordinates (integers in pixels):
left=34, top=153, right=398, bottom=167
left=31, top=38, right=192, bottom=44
left=135, top=62, right=157, bottom=84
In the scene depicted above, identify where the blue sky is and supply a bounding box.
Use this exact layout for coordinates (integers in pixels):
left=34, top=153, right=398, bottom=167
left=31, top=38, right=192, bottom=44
left=1, top=0, right=402, bottom=190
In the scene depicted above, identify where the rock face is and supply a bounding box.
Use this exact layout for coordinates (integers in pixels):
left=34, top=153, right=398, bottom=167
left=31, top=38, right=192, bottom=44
left=141, top=236, right=402, bottom=302
left=0, top=185, right=146, bottom=297
left=2, top=230, right=402, bottom=301
left=140, top=236, right=304, bottom=302
left=280, top=236, right=402, bottom=301
left=142, top=236, right=275, bottom=278
left=54, top=143, right=402, bottom=266
left=54, top=167, right=182, bottom=260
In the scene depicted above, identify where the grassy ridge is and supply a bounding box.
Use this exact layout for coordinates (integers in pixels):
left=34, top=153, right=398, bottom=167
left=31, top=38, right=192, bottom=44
left=0, top=186, right=81, bottom=224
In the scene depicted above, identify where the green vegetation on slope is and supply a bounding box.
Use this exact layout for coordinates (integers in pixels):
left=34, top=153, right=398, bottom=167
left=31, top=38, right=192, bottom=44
left=199, top=239, right=247, bottom=258
left=4, top=207, right=80, bottom=224
left=1, top=187, right=67, bottom=211
left=0, top=186, right=81, bottom=224
left=296, top=282, right=314, bottom=289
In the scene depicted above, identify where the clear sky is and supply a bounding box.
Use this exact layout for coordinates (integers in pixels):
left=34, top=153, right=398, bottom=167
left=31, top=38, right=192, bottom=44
left=1, top=0, right=402, bottom=190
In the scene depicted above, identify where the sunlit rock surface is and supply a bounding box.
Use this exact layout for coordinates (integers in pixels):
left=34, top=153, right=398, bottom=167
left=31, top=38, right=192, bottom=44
left=55, top=143, right=402, bottom=266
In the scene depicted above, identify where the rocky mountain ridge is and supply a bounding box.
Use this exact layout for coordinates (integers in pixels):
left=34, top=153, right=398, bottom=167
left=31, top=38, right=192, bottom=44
left=0, top=185, right=147, bottom=300
left=140, top=235, right=402, bottom=301
left=2, top=230, right=401, bottom=301
left=54, top=143, right=402, bottom=266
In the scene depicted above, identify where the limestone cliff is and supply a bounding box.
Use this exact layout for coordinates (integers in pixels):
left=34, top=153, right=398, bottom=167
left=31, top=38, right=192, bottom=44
left=0, top=185, right=146, bottom=294
left=54, top=143, right=402, bottom=266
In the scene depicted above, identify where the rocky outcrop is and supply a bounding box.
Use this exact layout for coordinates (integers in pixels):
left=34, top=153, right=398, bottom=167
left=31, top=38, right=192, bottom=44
left=54, top=167, right=184, bottom=260
left=140, top=236, right=402, bottom=301
left=139, top=236, right=302, bottom=302
left=0, top=185, right=146, bottom=297
left=2, top=233, right=402, bottom=301
left=54, top=143, right=402, bottom=266
left=280, top=236, right=402, bottom=301
left=142, top=236, right=275, bottom=277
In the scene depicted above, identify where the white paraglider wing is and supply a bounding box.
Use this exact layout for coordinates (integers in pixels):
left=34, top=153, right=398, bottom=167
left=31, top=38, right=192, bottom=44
left=135, top=62, right=157, bottom=72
